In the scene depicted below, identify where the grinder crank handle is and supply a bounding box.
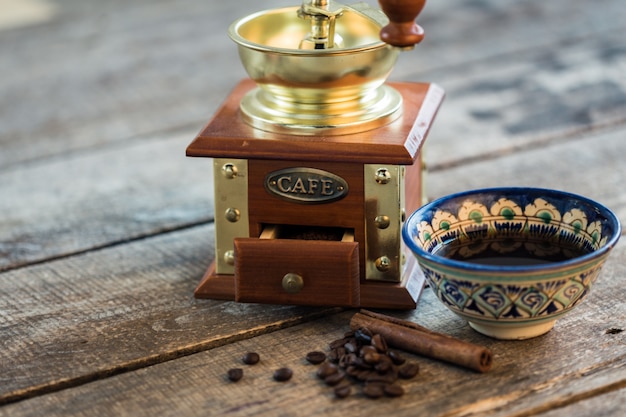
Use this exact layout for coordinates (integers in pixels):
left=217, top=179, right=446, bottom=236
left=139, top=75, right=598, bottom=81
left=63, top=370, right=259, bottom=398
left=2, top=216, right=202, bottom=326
left=378, top=0, right=426, bottom=48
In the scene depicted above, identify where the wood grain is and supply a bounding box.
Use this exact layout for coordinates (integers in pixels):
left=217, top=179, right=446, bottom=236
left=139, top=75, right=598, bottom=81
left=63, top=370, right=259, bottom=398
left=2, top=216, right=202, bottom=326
left=235, top=238, right=360, bottom=306
left=1, top=130, right=624, bottom=412
left=2, top=0, right=624, bottom=168
left=534, top=388, right=626, bottom=417
left=0, top=242, right=623, bottom=416
left=422, top=31, right=626, bottom=168
left=0, top=131, right=214, bottom=272
left=3, top=0, right=625, bottom=272
left=426, top=127, right=626, bottom=227
left=0, top=225, right=340, bottom=404
left=1, top=0, right=625, bottom=415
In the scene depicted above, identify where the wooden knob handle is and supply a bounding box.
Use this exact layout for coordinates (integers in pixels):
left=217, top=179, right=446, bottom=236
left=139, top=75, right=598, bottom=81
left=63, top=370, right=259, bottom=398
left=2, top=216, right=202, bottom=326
left=378, top=0, right=426, bottom=48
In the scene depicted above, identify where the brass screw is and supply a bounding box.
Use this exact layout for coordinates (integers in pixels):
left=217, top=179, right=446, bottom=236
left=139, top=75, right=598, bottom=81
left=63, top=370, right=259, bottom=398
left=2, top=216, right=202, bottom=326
left=225, top=208, right=241, bottom=223
left=375, top=168, right=391, bottom=184
left=224, top=250, right=235, bottom=265
left=374, top=215, right=390, bottom=229
left=375, top=256, right=391, bottom=272
left=222, top=163, right=238, bottom=179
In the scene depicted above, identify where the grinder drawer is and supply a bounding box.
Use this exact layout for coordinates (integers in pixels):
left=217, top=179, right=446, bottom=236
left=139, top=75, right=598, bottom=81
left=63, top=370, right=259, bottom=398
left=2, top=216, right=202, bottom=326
left=234, top=226, right=359, bottom=307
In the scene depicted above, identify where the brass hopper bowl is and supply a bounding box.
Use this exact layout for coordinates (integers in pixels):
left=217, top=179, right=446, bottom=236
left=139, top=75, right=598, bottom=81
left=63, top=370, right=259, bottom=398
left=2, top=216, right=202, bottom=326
left=229, top=1, right=423, bottom=135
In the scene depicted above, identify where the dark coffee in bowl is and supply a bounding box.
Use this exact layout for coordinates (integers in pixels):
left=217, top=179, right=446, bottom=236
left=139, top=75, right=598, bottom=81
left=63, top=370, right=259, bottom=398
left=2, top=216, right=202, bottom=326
left=432, top=238, right=590, bottom=267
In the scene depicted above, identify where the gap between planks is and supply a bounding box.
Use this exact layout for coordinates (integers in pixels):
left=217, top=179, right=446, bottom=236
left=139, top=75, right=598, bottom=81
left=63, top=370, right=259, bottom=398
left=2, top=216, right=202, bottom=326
left=0, top=218, right=213, bottom=275
left=0, top=306, right=343, bottom=406
left=0, top=122, right=202, bottom=175
left=427, top=118, right=626, bottom=173
left=439, top=354, right=626, bottom=417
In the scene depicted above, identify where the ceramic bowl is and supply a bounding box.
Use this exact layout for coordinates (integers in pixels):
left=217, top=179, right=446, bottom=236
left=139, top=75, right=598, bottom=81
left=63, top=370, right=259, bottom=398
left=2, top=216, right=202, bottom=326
left=402, top=187, right=621, bottom=340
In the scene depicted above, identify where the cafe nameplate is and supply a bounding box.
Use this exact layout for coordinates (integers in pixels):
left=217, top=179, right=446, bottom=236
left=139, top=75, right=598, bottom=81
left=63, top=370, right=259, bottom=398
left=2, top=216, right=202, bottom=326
left=264, top=167, right=349, bottom=204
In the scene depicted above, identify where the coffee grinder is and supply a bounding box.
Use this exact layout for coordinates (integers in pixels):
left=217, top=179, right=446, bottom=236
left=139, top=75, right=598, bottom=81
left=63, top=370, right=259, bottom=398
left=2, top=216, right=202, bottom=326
left=186, top=0, right=444, bottom=309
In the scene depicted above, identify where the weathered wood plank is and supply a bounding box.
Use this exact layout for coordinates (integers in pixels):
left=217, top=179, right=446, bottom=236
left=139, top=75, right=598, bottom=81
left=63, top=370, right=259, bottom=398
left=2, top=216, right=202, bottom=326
left=0, top=0, right=253, bottom=168
left=418, top=31, right=626, bottom=167
left=1, top=126, right=624, bottom=411
left=1, top=0, right=625, bottom=168
left=426, top=126, right=626, bottom=228
left=7, top=119, right=623, bottom=276
left=1, top=243, right=623, bottom=417
left=0, top=130, right=213, bottom=271
left=2, top=0, right=625, bottom=272
left=0, top=1, right=624, bottom=415
left=0, top=224, right=339, bottom=404
left=0, top=40, right=626, bottom=269
left=535, top=388, right=626, bottom=417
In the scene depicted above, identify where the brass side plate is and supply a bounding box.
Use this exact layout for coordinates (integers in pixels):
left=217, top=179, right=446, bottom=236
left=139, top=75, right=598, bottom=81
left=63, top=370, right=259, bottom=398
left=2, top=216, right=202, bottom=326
left=213, top=158, right=249, bottom=274
left=364, top=164, right=405, bottom=282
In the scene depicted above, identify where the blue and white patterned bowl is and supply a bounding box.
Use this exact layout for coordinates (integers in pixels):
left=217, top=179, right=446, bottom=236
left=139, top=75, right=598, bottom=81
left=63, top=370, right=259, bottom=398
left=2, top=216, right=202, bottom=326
left=402, top=187, right=621, bottom=340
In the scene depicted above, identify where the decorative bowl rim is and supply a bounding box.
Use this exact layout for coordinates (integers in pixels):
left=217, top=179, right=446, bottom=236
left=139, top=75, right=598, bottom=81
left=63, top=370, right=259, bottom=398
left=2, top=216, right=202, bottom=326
left=402, top=187, right=622, bottom=274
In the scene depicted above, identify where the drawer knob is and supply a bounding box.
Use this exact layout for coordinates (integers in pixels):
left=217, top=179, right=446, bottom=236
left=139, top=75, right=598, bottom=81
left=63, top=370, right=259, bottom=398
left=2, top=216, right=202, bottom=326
left=282, top=273, right=304, bottom=294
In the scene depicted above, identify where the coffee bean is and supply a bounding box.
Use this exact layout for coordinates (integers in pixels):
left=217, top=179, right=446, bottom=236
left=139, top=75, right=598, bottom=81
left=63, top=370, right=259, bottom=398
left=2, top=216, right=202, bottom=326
left=273, top=367, right=293, bottom=382
left=388, top=349, right=406, bottom=365
left=305, top=351, right=327, bottom=365
left=301, top=327, right=420, bottom=401
left=374, top=361, right=391, bottom=374
left=227, top=368, right=243, bottom=382
left=363, top=351, right=381, bottom=365
left=374, top=356, right=392, bottom=373
left=343, top=341, right=358, bottom=354
left=329, top=337, right=350, bottom=350
left=338, top=352, right=353, bottom=368
left=359, top=345, right=378, bottom=357
left=328, top=349, right=339, bottom=363
left=345, top=365, right=360, bottom=377
left=348, top=353, right=361, bottom=367
left=316, top=362, right=339, bottom=379
left=334, top=383, right=352, bottom=399
left=242, top=352, right=260, bottom=365
left=398, top=362, right=420, bottom=379
left=371, top=334, right=388, bottom=353
left=362, top=382, right=385, bottom=399
left=324, top=370, right=346, bottom=386
left=354, top=327, right=373, bottom=344
left=365, top=371, right=397, bottom=385
left=355, top=369, right=376, bottom=382
left=384, top=383, right=405, bottom=397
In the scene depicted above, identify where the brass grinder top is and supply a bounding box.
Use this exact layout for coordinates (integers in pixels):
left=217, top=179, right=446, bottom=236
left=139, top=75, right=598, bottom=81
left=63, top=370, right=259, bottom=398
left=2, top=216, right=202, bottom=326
left=229, top=1, right=406, bottom=135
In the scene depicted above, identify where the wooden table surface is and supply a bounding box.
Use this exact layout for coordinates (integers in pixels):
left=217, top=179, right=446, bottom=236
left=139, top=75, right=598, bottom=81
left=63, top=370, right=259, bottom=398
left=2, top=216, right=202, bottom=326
left=1, top=0, right=625, bottom=415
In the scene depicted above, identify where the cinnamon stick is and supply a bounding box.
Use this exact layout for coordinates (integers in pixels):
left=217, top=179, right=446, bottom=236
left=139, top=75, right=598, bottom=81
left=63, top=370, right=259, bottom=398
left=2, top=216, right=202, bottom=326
left=350, top=310, right=493, bottom=373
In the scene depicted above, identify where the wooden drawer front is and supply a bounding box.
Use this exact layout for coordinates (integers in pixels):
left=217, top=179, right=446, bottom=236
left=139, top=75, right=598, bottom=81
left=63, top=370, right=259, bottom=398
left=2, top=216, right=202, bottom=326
left=234, top=238, right=360, bottom=307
